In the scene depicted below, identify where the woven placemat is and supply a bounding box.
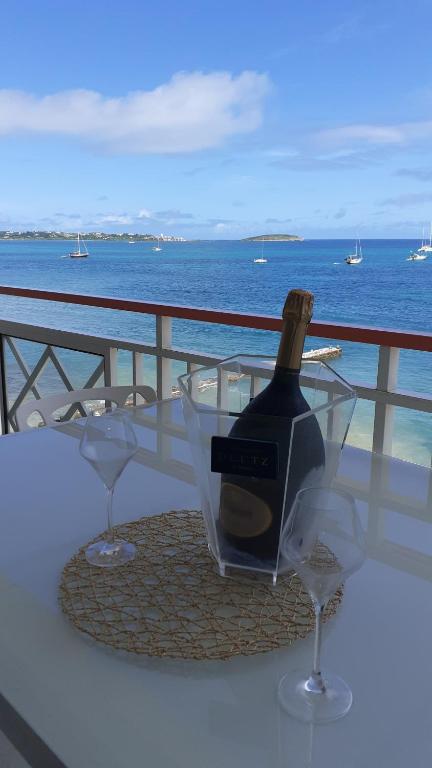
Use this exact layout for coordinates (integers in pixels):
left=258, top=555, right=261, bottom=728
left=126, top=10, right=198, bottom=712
left=59, top=510, right=343, bottom=661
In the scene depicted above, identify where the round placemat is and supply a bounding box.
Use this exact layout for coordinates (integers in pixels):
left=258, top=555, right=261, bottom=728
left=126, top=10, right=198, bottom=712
left=59, top=510, right=343, bottom=661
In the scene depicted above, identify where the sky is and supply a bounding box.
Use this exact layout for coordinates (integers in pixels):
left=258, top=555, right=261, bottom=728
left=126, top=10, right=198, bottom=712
left=1, top=0, right=432, bottom=239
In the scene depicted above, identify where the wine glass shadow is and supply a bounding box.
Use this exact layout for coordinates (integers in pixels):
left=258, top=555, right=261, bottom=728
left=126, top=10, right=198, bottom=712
left=277, top=705, right=317, bottom=768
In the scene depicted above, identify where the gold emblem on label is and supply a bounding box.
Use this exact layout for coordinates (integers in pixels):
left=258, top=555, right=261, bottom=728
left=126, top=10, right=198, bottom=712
left=220, top=482, right=273, bottom=538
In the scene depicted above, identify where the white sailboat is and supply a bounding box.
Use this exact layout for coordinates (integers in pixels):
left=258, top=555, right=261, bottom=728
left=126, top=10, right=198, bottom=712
left=253, top=243, right=268, bottom=263
left=345, top=240, right=363, bottom=264
left=152, top=237, right=162, bottom=252
left=416, top=223, right=432, bottom=254
left=68, top=233, right=89, bottom=259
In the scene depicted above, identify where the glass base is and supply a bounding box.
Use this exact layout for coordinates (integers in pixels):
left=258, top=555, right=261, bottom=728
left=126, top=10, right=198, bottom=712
left=85, top=538, right=136, bottom=568
left=278, top=669, right=352, bottom=723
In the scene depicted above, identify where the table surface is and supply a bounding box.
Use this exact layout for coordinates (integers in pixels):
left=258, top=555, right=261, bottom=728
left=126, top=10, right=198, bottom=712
left=0, top=399, right=431, bottom=768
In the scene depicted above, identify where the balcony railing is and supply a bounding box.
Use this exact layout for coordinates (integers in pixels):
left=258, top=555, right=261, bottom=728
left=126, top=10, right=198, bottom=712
left=0, top=285, right=430, bottom=463
left=0, top=285, right=430, bottom=590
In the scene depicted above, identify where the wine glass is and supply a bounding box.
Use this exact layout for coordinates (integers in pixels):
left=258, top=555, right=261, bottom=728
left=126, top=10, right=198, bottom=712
left=79, top=409, right=138, bottom=567
left=278, top=487, right=366, bottom=723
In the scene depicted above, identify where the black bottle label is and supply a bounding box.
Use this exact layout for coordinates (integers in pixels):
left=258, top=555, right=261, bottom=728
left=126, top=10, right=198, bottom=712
left=211, top=436, right=279, bottom=479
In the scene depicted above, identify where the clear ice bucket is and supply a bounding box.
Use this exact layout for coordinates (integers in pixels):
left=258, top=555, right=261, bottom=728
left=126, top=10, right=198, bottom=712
left=178, top=355, right=356, bottom=584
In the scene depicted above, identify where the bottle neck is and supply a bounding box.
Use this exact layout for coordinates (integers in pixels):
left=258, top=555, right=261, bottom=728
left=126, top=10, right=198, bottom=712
left=276, top=316, right=309, bottom=371
left=273, top=366, right=300, bottom=378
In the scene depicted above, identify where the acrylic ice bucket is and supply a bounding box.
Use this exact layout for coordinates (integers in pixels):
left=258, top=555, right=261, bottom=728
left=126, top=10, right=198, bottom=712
left=178, top=355, right=356, bottom=584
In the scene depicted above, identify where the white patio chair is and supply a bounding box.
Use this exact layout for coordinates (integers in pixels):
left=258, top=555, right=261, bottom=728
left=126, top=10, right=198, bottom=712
left=16, top=385, right=157, bottom=431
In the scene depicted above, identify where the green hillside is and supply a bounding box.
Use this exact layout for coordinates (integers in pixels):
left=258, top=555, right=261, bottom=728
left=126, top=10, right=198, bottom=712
left=243, top=234, right=303, bottom=242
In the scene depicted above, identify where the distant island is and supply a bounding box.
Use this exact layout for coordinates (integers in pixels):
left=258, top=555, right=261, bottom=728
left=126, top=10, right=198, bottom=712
left=0, top=230, right=187, bottom=242
left=243, top=234, right=303, bottom=242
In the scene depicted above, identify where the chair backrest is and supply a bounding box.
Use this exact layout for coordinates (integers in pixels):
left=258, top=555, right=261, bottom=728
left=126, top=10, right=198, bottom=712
left=16, top=385, right=157, bottom=431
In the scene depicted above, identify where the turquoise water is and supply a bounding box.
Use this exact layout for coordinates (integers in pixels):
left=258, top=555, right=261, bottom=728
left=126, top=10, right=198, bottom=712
left=0, top=238, right=430, bottom=464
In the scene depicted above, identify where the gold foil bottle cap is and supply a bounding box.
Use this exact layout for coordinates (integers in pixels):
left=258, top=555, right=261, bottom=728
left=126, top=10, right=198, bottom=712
left=282, top=289, right=314, bottom=324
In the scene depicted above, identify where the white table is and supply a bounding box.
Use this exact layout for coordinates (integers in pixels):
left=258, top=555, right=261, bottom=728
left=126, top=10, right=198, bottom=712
left=0, top=399, right=431, bottom=768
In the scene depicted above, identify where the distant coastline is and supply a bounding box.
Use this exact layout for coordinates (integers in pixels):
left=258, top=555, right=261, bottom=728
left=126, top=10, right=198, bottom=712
left=0, top=230, right=187, bottom=242
left=243, top=234, right=303, bottom=242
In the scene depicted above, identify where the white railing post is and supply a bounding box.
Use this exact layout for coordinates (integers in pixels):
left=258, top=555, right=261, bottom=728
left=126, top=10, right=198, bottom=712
left=372, top=345, right=400, bottom=454
left=133, top=351, right=145, bottom=405
left=250, top=375, right=264, bottom=399
left=187, top=362, right=201, bottom=400
left=217, top=368, right=230, bottom=411
left=133, top=351, right=144, bottom=386
left=104, top=347, right=118, bottom=387
left=156, top=315, right=172, bottom=400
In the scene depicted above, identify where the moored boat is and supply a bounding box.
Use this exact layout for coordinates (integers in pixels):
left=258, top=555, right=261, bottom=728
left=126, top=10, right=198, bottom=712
left=345, top=240, right=363, bottom=265
left=417, top=223, right=432, bottom=254
left=68, top=233, right=89, bottom=259
left=407, top=251, right=428, bottom=261
left=254, top=243, right=267, bottom=263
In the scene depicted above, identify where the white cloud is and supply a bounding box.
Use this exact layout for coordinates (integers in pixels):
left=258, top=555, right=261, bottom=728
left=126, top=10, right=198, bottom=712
left=0, top=71, right=270, bottom=154
left=97, top=214, right=133, bottom=225
left=212, top=221, right=244, bottom=234
left=137, top=208, right=153, bottom=219
left=314, top=120, right=432, bottom=147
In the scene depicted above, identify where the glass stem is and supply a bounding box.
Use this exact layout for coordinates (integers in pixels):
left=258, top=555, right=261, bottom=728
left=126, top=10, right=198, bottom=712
left=106, top=486, right=114, bottom=542
left=311, top=603, right=326, bottom=693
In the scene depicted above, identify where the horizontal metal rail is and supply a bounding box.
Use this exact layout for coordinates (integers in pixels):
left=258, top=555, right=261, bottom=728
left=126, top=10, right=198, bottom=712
left=0, top=285, right=430, bottom=352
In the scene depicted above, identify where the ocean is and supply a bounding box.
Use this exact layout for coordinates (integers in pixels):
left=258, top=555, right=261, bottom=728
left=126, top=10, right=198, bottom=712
left=0, top=238, right=430, bottom=465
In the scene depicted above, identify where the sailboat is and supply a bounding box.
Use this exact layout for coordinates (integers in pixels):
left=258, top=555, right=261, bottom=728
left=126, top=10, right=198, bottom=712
left=345, top=240, right=363, bottom=264
left=416, top=224, right=432, bottom=255
left=407, top=227, right=429, bottom=260
left=68, top=233, right=89, bottom=259
left=152, top=237, right=162, bottom=252
left=253, top=243, right=268, bottom=263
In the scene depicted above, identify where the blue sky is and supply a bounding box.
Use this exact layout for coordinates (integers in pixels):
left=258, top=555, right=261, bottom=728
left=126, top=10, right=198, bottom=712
left=1, top=0, right=432, bottom=238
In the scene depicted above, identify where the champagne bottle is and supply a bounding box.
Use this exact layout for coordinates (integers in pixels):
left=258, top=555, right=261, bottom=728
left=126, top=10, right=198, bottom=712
left=216, top=289, right=325, bottom=565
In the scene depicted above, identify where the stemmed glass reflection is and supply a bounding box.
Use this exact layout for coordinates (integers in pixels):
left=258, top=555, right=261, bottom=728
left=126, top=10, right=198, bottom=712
left=278, top=487, right=366, bottom=723
left=79, top=409, right=138, bottom=567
